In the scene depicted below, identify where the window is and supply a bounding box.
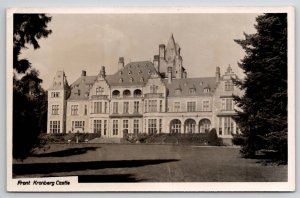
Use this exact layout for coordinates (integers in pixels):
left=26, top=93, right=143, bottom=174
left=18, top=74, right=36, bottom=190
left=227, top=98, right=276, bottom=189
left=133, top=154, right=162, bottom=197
left=134, top=101, right=139, bottom=113
left=203, top=101, right=210, bottom=111
left=94, top=102, right=102, bottom=113
left=144, top=100, right=148, bottom=112
left=52, top=105, right=59, bottom=115
left=175, top=89, right=181, bottom=95
left=219, top=118, right=223, bottom=135
left=174, top=102, right=180, bottom=112
left=222, top=98, right=234, bottom=111
left=103, top=120, right=107, bottom=135
left=148, top=119, right=157, bottom=134
left=84, top=105, right=87, bottom=115
left=93, top=120, right=102, bottom=133
left=134, top=119, right=139, bottom=133
left=225, top=81, right=234, bottom=91
left=150, top=85, right=158, bottom=93
left=159, top=119, right=162, bottom=133
left=171, top=119, right=181, bottom=133
left=187, top=101, right=196, bottom=112
left=51, top=92, right=60, bottom=98
left=189, top=88, right=196, bottom=94
left=71, top=105, right=78, bottom=115
left=113, top=120, right=118, bottom=135
left=123, top=102, right=129, bottom=114
left=72, top=121, right=85, bottom=129
left=224, top=117, right=234, bottom=135
left=113, top=102, right=118, bottom=114
left=123, top=120, right=128, bottom=133
left=148, top=100, right=157, bottom=112
left=96, top=87, right=104, bottom=95
left=104, top=102, right=107, bottom=113
left=159, top=100, right=163, bottom=112
left=50, top=121, right=60, bottom=133
left=204, top=88, right=210, bottom=93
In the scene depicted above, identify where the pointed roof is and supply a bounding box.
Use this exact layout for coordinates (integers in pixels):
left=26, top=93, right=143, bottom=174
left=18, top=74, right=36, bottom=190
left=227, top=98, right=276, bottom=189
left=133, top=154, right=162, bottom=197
left=167, top=33, right=177, bottom=53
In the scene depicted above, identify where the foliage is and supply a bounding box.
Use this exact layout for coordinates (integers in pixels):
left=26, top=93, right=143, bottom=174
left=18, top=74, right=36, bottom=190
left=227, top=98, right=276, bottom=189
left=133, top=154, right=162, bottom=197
left=233, top=14, right=287, bottom=163
left=207, top=128, right=220, bottom=146
left=13, top=14, right=52, bottom=160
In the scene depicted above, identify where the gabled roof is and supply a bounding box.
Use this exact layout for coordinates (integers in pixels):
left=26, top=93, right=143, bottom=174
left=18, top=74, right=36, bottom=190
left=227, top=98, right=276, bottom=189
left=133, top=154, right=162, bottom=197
left=164, top=77, right=217, bottom=97
left=68, top=76, right=97, bottom=100
left=106, top=61, right=157, bottom=86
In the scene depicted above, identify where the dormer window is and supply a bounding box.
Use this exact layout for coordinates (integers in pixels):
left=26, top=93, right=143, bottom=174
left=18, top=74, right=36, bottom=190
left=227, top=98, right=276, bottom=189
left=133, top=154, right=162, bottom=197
left=204, top=87, right=210, bottom=93
left=189, top=88, right=196, bottom=94
left=148, top=70, right=151, bottom=74
left=138, top=70, right=142, bottom=75
left=128, top=70, right=132, bottom=75
left=175, top=88, right=181, bottom=95
left=119, top=71, right=123, bottom=76
left=140, top=77, right=144, bottom=82
left=78, top=90, right=81, bottom=96
left=119, top=78, right=123, bottom=83
left=129, top=77, right=133, bottom=82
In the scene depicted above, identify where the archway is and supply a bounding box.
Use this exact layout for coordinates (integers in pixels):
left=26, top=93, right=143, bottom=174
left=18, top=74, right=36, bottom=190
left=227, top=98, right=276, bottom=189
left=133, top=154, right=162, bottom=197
left=112, top=90, right=120, bottom=97
left=199, top=119, right=211, bottom=133
left=133, top=89, right=142, bottom=97
left=184, top=119, right=196, bottom=133
left=170, top=119, right=181, bottom=134
left=123, top=89, right=131, bottom=97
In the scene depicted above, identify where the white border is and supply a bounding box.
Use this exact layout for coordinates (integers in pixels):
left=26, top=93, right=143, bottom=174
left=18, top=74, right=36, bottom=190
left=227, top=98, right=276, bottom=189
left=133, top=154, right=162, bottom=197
left=6, top=6, right=295, bottom=192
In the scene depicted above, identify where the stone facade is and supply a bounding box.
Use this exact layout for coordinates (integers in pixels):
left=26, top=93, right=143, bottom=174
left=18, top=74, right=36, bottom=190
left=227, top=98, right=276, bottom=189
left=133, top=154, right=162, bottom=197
left=47, top=34, right=242, bottom=140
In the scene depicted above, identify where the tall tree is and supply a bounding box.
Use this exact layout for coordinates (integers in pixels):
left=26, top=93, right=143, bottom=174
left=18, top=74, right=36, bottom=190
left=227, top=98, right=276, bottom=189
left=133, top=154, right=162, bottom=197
left=232, top=13, right=287, bottom=163
left=13, top=14, right=52, bottom=159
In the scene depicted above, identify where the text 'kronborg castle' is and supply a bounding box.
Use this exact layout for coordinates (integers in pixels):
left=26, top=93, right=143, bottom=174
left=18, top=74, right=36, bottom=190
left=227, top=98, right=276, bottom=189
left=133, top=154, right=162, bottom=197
left=47, top=34, right=242, bottom=142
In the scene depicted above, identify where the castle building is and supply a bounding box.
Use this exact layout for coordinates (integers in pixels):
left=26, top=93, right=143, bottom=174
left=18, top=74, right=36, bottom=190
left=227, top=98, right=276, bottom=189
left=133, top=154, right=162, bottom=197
left=47, top=34, right=241, bottom=142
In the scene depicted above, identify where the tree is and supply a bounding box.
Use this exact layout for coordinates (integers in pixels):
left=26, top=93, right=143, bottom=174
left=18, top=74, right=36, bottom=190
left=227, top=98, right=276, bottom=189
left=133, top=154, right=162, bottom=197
left=232, top=14, right=287, bottom=163
left=13, top=14, right=52, bottom=159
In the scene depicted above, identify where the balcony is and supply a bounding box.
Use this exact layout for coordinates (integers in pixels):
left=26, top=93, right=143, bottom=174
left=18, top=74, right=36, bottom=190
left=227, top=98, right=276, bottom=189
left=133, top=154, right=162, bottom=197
left=91, top=95, right=108, bottom=100
left=145, top=93, right=164, bottom=98
left=109, top=112, right=143, bottom=118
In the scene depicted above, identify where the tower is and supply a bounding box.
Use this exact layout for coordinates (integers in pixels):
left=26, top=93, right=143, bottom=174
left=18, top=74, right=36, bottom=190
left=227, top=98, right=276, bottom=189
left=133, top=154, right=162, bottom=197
left=47, top=71, right=69, bottom=133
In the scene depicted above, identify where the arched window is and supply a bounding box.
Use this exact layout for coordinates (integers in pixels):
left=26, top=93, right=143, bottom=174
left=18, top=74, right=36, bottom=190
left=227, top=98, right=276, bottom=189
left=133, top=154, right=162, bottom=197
left=112, top=90, right=120, bottom=98
left=199, top=119, right=211, bottom=133
left=133, top=89, right=142, bottom=97
left=123, top=90, right=131, bottom=97
left=184, top=119, right=196, bottom=133
left=170, top=119, right=181, bottom=134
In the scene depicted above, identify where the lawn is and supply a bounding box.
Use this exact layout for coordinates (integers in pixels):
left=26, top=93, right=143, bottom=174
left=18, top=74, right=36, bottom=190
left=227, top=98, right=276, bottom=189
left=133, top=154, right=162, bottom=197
left=13, top=144, right=287, bottom=182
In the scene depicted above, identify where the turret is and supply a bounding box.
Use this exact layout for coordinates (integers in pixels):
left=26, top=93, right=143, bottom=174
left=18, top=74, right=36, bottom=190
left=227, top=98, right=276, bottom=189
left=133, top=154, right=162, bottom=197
left=118, top=57, right=124, bottom=70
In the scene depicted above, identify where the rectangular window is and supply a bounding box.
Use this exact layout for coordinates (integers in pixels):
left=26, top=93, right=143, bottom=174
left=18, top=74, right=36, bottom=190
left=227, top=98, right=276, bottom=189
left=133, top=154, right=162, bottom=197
left=113, top=120, right=118, bottom=135
left=84, top=105, right=87, bottom=115
left=50, top=121, right=60, bottom=133
left=225, top=81, right=234, bottom=91
left=222, top=99, right=234, bottom=111
left=202, top=101, right=210, bottom=111
left=133, top=119, right=139, bottom=133
left=144, top=100, right=148, bottom=113
left=148, top=100, right=157, bottom=112
left=159, top=100, right=163, bottom=112
left=174, top=102, right=180, bottom=112
left=52, top=105, right=59, bottom=115
left=219, top=117, right=222, bottom=135
left=159, top=119, right=162, bottom=133
left=93, top=120, right=102, bottom=133
left=134, top=101, right=139, bottom=113
left=148, top=119, right=157, bottom=134
left=71, top=105, right=78, bottom=115
left=104, top=102, right=107, bottom=113
left=123, top=102, right=129, bottom=114
left=94, top=102, right=102, bottom=113
left=72, top=121, right=85, bottom=130
left=187, top=101, right=196, bottom=112
left=113, top=102, right=118, bottom=114
left=224, top=117, right=234, bottom=135
left=123, top=120, right=129, bottom=133
left=103, top=120, right=107, bottom=135
left=51, top=92, right=60, bottom=98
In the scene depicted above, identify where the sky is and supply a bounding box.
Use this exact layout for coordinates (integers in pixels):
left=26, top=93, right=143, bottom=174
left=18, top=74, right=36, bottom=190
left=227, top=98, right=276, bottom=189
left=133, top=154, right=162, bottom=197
left=20, top=13, right=259, bottom=89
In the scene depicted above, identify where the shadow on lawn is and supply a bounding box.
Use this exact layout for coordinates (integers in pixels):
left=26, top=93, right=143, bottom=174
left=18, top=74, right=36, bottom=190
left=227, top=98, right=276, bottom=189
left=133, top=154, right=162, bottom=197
left=13, top=159, right=179, bottom=176
left=77, top=174, right=145, bottom=182
left=31, top=147, right=100, bottom=157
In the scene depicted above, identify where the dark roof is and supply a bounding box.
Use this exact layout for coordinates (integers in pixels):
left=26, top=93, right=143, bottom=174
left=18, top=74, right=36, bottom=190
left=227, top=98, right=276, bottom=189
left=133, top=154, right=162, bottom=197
left=68, top=76, right=97, bottom=100
left=164, top=77, right=217, bottom=97
left=106, top=61, right=157, bottom=86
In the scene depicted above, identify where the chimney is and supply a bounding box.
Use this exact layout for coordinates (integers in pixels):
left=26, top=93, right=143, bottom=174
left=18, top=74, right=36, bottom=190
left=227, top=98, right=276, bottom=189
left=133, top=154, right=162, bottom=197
left=118, top=57, right=124, bottom=70
left=81, top=70, right=86, bottom=77
left=159, top=44, right=165, bottom=59
left=183, top=71, right=187, bottom=79
left=153, top=55, right=159, bottom=72
left=167, top=66, right=172, bottom=84
left=216, top=66, right=220, bottom=82
left=99, top=66, right=106, bottom=78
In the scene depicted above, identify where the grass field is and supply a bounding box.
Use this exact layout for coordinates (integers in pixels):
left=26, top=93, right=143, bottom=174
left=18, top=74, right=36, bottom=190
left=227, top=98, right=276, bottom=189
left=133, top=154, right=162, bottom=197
left=13, top=144, right=287, bottom=182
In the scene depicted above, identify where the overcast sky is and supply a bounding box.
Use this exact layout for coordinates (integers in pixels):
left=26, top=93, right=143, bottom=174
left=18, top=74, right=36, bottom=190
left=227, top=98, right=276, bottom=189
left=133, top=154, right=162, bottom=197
left=20, top=13, right=259, bottom=89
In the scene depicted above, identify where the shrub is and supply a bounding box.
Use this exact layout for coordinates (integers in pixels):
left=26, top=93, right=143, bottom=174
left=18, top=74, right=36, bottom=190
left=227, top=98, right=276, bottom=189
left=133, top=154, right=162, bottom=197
left=207, top=128, right=220, bottom=146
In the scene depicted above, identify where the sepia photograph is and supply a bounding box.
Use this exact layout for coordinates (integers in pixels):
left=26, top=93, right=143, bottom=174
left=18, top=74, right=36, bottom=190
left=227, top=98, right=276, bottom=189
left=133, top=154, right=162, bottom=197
left=6, top=7, right=295, bottom=192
